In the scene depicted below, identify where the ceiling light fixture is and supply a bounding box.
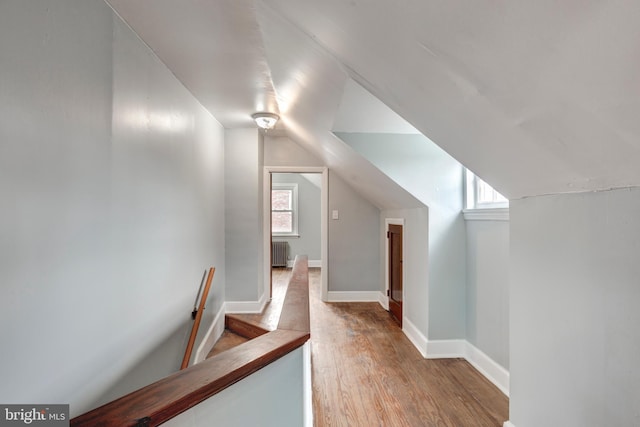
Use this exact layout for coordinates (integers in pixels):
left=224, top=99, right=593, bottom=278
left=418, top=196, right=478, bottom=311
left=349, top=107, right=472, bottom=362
left=252, top=112, right=279, bottom=130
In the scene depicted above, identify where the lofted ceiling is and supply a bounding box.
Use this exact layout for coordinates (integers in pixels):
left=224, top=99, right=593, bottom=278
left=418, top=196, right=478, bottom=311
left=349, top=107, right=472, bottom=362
left=107, top=0, right=640, bottom=201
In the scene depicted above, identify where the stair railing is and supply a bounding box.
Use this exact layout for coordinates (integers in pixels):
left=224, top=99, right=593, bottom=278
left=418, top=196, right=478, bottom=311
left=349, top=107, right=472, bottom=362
left=70, top=256, right=310, bottom=427
left=181, top=267, right=215, bottom=370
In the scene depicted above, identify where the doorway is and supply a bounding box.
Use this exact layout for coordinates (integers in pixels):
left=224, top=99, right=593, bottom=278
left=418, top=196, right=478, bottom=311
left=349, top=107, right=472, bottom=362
left=386, top=219, right=404, bottom=326
left=263, top=166, right=328, bottom=301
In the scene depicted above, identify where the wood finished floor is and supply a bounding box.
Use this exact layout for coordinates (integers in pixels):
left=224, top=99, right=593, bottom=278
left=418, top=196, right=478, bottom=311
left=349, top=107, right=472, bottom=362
left=220, top=268, right=509, bottom=426
left=228, top=267, right=290, bottom=331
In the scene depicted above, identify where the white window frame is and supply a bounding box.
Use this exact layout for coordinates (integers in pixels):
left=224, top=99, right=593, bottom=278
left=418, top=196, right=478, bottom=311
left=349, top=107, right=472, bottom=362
left=463, top=169, right=509, bottom=221
left=271, top=183, right=299, bottom=237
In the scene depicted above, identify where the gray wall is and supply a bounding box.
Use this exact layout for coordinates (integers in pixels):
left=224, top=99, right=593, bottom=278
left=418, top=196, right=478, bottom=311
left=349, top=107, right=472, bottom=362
left=510, top=187, right=640, bottom=426
left=0, top=0, right=226, bottom=416
left=225, top=129, right=264, bottom=302
left=272, top=173, right=321, bottom=262
left=465, top=219, right=510, bottom=369
left=265, top=136, right=381, bottom=293
left=328, top=172, right=381, bottom=292
left=338, top=133, right=466, bottom=339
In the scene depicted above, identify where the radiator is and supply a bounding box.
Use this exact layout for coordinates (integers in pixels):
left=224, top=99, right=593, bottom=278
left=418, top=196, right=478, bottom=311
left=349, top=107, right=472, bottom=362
left=271, top=241, right=288, bottom=267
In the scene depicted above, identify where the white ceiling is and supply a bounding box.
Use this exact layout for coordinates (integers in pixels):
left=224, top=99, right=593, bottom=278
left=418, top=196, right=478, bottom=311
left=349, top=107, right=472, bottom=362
left=107, top=0, right=279, bottom=128
left=107, top=0, right=640, bottom=201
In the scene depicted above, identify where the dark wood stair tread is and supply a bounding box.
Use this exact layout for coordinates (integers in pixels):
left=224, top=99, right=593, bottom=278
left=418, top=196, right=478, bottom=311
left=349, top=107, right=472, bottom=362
left=206, top=329, right=249, bottom=358
left=206, top=315, right=271, bottom=359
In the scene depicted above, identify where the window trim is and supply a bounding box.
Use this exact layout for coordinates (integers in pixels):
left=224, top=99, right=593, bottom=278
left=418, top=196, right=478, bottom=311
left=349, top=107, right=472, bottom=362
left=462, top=207, right=510, bottom=221
left=271, top=183, right=299, bottom=237
left=464, top=169, right=509, bottom=221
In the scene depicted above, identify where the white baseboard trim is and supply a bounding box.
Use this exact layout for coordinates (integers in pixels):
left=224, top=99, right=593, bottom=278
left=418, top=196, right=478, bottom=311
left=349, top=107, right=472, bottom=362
left=303, top=341, right=313, bottom=427
left=465, top=341, right=510, bottom=397
left=426, top=339, right=510, bottom=396
left=378, top=292, right=389, bottom=310
left=503, top=422, right=516, bottom=427
left=225, top=289, right=269, bottom=314
left=402, top=317, right=428, bottom=357
left=327, top=291, right=380, bottom=302
left=193, top=303, right=226, bottom=364
left=426, top=339, right=467, bottom=359
left=286, top=259, right=321, bottom=268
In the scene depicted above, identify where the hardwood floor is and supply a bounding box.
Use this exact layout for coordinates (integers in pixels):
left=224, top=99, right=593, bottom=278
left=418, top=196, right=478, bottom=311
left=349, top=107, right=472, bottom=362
left=206, top=268, right=290, bottom=359
left=219, top=268, right=509, bottom=426
left=228, top=267, right=291, bottom=331
left=307, top=269, right=508, bottom=426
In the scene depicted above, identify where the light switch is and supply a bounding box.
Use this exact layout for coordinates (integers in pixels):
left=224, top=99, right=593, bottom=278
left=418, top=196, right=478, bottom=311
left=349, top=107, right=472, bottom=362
left=332, top=209, right=339, bottom=220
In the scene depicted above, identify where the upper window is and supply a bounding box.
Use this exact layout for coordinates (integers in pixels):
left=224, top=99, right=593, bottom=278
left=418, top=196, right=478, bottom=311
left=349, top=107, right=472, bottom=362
left=465, top=170, right=508, bottom=209
left=271, top=183, right=298, bottom=236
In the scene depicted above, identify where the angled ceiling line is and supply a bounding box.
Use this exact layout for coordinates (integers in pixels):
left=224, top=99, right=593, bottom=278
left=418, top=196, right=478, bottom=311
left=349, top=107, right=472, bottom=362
left=257, top=0, right=422, bottom=137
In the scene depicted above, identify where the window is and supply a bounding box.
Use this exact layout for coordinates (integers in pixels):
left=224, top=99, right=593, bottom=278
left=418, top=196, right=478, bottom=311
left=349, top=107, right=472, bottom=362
left=271, top=183, right=298, bottom=236
left=465, top=169, right=509, bottom=210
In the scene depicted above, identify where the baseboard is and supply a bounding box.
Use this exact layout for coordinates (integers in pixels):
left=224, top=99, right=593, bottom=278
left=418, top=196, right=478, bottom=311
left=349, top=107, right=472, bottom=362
left=426, top=339, right=466, bottom=359
left=225, top=289, right=269, bottom=314
left=378, top=292, right=389, bottom=310
left=326, top=291, right=380, bottom=302
left=426, top=339, right=510, bottom=397
left=193, top=303, right=226, bottom=364
left=402, top=317, right=428, bottom=357
left=503, top=422, right=516, bottom=427
left=287, top=259, right=321, bottom=268
left=303, top=341, right=313, bottom=427
left=426, top=340, right=466, bottom=359
left=465, top=342, right=510, bottom=396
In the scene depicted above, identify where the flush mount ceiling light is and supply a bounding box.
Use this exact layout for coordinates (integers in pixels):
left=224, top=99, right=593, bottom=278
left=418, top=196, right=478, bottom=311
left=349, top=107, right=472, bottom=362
left=252, top=112, right=279, bottom=130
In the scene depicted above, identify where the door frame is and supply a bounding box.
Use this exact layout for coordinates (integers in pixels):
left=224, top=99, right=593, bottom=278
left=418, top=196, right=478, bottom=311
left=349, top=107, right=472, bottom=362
left=385, top=218, right=405, bottom=322
left=263, top=166, right=329, bottom=301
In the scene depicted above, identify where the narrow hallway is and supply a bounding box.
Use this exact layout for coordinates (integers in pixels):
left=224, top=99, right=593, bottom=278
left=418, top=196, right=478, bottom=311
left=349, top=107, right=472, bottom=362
left=307, top=269, right=508, bottom=426
left=220, top=267, right=508, bottom=426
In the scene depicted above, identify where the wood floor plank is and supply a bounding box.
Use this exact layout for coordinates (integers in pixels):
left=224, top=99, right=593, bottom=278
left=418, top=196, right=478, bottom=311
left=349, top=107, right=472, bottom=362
left=229, top=267, right=291, bottom=331
left=306, top=268, right=509, bottom=427
left=212, top=267, right=508, bottom=426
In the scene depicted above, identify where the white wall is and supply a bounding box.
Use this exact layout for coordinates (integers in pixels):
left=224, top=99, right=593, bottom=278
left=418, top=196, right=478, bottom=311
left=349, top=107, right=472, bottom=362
left=465, top=219, right=510, bottom=370
left=381, top=208, right=430, bottom=341
left=338, top=133, right=466, bottom=339
left=510, top=187, right=640, bottom=426
left=264, top=136, right=324, bottom=168
left=272, top=173, right=321, bottom=262
left=0, top=0, right=225, bottom=416
left=225, top=129, right=264, bottom=302
left=163, top=346, right=307, bottom=427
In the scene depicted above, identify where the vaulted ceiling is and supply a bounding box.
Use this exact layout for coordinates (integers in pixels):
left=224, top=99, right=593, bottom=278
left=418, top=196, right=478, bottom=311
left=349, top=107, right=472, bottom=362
left=107, top=0, right=640, bottom=201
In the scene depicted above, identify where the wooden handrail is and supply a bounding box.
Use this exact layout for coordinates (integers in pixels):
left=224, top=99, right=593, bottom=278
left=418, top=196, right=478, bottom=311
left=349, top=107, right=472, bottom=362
left=181, top=267, right=215, bottom=370
left=71, top=256, right=310, bottom=427
left=71, top=330, right=308, bottom=427
left=277, top=255, right=310, bottom=332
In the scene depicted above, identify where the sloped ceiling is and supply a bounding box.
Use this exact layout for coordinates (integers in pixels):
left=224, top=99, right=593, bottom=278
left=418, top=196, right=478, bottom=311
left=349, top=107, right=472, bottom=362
left=332, top=80, right=420, bottom=134
left=107, top=0, right=640, bottom=200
